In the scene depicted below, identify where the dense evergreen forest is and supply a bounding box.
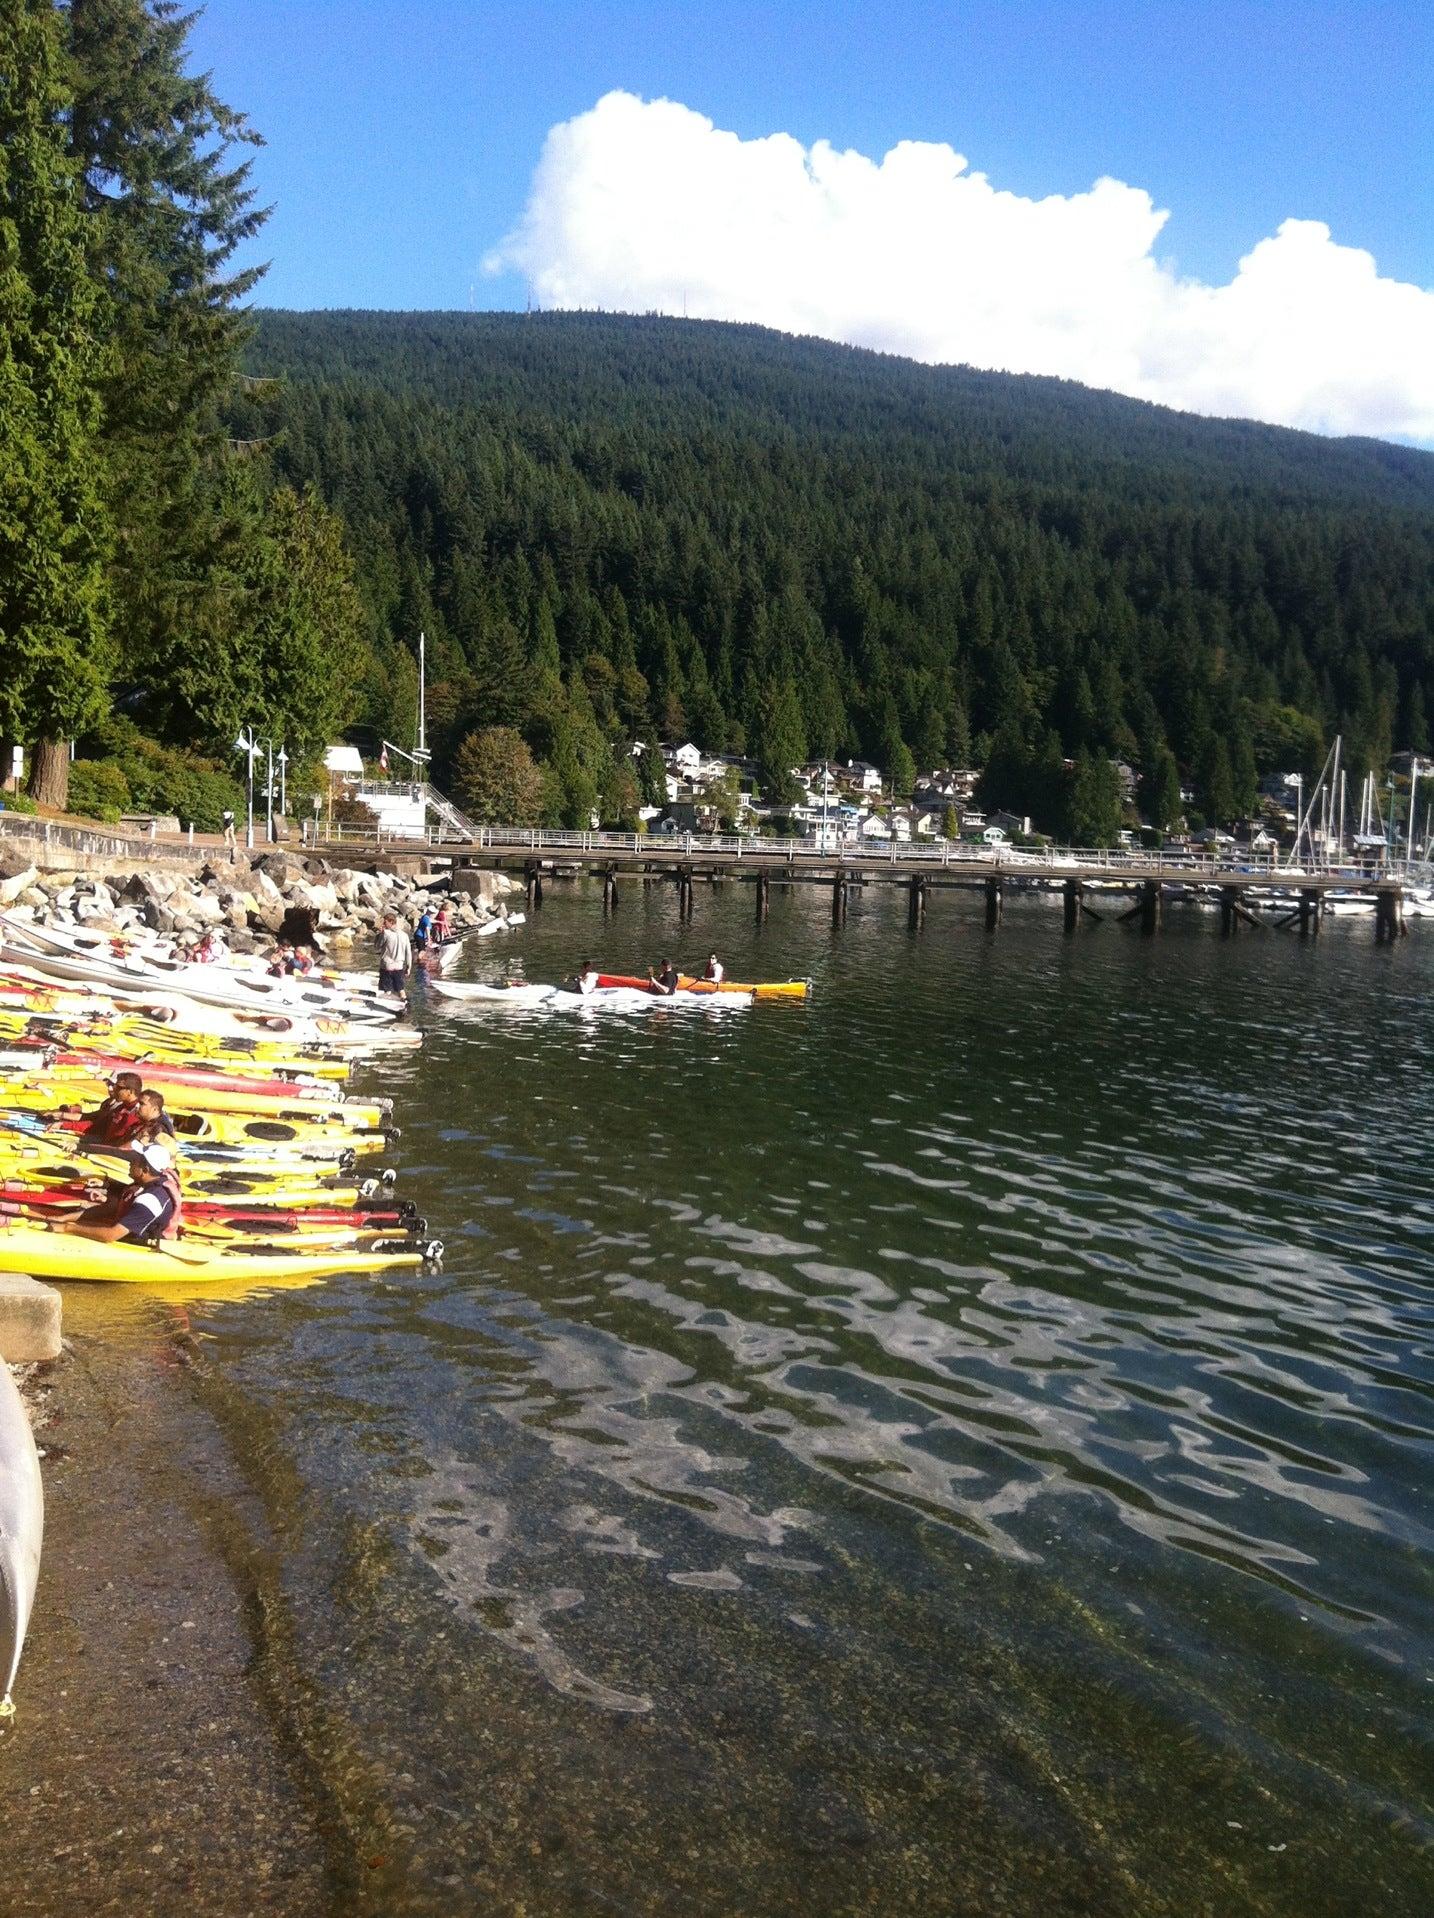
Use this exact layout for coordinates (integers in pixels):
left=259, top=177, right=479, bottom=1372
left=241, top=309, right=1434, bottom=835
left=1, top=0, right=356, bottom=825
left=4, top=2, right=1432, bottom=838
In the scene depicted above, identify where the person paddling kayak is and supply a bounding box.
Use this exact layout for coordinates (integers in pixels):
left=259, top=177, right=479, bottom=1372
left=576, top=958, right=599, bottom=996
left=58, top=1070, right=146, bottom=1145
left=703, top=953, right=724, bottom=983
left=57, top=1141, right=183, bottom=1246
left=649, top=958, right=679, bottom=996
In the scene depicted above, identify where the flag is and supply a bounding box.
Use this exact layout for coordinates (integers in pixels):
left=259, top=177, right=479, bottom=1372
left=378, top=745, right=389, bottom=774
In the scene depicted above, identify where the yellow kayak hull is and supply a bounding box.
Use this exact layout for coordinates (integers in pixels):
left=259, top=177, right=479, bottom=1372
left=0, top=1224, right=421, bottom=1285
left=677, top=976, right=809, bottom=1000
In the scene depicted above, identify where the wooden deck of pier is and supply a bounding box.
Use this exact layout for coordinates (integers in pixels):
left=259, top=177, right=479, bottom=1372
left=426, top=829, right=1423, bottom=944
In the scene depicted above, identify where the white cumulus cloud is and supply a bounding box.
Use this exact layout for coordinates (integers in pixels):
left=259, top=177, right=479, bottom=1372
left=486, top=90, right=1434, bottom=442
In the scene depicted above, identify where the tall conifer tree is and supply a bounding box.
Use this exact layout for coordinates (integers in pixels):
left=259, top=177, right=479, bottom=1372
left=0, top=0, right=112, bottom=806
left=64, top=0, right=268, bottom=729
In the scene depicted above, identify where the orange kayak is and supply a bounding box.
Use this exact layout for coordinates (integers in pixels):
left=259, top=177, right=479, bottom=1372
left=595, top=974, right=808, bottom=1001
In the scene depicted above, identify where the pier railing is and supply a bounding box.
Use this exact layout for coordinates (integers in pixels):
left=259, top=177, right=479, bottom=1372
left=301, top=817, right=1432, bottom=883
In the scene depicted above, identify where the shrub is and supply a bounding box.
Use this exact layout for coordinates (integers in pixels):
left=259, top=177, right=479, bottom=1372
left=76, top=718, right=245, bottom=830
left=0, top=791, right=37, bottom=816
left=67, top=759, right=133, bottom=823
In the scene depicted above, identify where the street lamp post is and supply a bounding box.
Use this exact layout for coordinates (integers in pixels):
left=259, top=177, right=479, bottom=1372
left=234, top=726, right=258, bottom=850
left=279, top=747, right=288, bottom=822
left=235, top=727, right=285, bottom=847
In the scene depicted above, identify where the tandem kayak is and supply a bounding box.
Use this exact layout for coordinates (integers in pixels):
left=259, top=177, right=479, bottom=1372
left=0, top=1224, right=428, bottom=1285
left=595, top=974, right=807, bottom=1000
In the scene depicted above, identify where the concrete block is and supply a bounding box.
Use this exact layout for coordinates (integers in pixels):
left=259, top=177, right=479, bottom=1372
left=0, top=1274, right=62, bottom=1363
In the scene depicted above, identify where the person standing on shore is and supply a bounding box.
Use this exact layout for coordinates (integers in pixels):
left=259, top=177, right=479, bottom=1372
left=222, top=809, right=237, bottom=861
left=377, top=911, right=413, bottom=997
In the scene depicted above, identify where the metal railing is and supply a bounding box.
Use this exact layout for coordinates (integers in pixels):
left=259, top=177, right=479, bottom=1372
left=296, top=817, right=1433, bottom=883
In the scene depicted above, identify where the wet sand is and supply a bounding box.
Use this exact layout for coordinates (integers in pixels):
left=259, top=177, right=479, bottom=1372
left=0, top=1310, right=332, bottom=1916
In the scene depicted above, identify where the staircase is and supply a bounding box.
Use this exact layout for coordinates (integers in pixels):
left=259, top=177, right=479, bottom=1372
left=421, top=783, right=479, bottom=842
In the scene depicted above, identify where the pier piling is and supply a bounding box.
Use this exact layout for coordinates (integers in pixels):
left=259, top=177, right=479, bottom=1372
left=1063, top=879, right=1080, bottom=934
left=1140, top=880, right=1161, bottom=935
left=985, top=877, right=1003, bottom=931
left=908, top=874, right=926, bottom=931
left=602, top=869, right=618, bottom=916
left=525, top=865, right=544, bottom=912
left=755, top=870, right=769, bottom=924
left=832, top=872, right=848, bottom=928
left=1375, top=888, right=1403, bottom=943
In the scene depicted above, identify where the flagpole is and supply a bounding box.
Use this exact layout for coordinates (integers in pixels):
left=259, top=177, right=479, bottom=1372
left=418, top=630, right=427, bottom=764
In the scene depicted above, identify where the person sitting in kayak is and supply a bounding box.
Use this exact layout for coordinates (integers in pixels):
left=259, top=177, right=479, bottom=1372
left=266, top=942, right=296, bottom=977
left=135, top=1087, right=178, bottom=1141
left=576, top=959, right=599, bottom=996
left=290, top=944, right=317, bottom=975
left=58, top=1141, right=183, bottom=1246
left=58, top=1070, right=145, bottom=1144
left=191, top=928, right=223, bottom=963
left=703, top=953, right=724, bottom=983
left=649, top=958, right=679, bottom=996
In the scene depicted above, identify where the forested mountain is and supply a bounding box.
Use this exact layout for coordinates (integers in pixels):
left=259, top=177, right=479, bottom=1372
left=240, top=310, right=1434, bottom=833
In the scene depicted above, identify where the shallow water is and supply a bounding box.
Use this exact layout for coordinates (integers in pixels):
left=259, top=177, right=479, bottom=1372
left=189, top=882, right=1432, bottom=1915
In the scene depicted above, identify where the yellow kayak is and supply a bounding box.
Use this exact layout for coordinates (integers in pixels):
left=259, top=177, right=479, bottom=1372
left=0, top=1005, right=353, bottom=1078
left=11, top=1066, right=386, bottom=1126
left=0, top=1140, right=382, bottom=1208
left=0, top=1079, right=389, bottom=1143
left=0, top=1223, right=425, bottom=1285
left=679, top=976, right=809, bottom=1000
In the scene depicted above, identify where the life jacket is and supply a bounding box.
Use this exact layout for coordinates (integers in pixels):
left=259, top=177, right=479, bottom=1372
left=86, top=1099, right=144, bottom=1146
left=120, top=1168, right=184, bottom=1243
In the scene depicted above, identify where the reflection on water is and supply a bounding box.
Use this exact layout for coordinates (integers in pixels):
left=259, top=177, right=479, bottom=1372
left=196, top=883, right=1434, bottom=1915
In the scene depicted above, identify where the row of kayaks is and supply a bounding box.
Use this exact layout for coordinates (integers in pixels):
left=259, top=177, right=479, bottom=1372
left=430, top=972, right=809, bottom=1008
left=0, top=911, right=441, bottom=1285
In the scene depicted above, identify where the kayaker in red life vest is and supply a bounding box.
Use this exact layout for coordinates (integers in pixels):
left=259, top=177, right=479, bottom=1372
left=57, top=1070, right=146, bottom=1144
left=649, top=958, right=679, bottom=996
left=57, top=1141, right=183, bottom=1245
left=703, top=953, right=724, bottom=983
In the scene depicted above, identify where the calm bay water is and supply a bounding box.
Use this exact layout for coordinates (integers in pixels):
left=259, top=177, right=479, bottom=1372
left=185, top=882, right=1431, bottom=1914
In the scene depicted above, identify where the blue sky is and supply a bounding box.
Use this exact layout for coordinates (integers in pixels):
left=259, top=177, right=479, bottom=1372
left=189, top=2, right=1434, bottom=437
left=193, top=0, right=1430, bottom=307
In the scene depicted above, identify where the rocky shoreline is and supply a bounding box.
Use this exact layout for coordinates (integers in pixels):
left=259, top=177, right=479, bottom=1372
left=0, top=844, right=515, bottom=955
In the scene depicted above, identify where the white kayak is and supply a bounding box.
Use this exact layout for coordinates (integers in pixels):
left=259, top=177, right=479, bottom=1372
left=0, top=1360, right=42, bottom=1715
left=428, top=980, right=554, bottom=1005
left=428, top=980, right=751, bottom=1010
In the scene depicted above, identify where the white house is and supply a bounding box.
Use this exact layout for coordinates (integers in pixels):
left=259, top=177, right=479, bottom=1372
left=664, top=742, right=703, bottom=778
left=845, top=760, right=884, bottom=795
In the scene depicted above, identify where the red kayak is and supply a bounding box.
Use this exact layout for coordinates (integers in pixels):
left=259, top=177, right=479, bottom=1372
left=0, top=1180, right=414, bottom=1232
left=4, top=1033, right=358, bottom=1104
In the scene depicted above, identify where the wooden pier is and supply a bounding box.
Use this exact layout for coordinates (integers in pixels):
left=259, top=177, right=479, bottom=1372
left=412, top=828, right=1425, bottom=942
